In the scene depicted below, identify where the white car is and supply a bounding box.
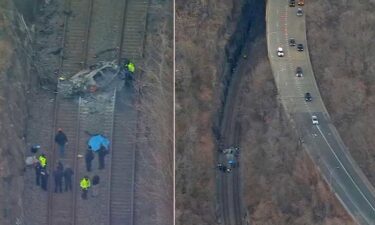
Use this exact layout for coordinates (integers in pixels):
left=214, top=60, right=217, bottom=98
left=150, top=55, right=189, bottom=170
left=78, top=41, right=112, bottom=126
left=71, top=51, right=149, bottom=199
left=312, top=115, right=319, bottom=125
left=277, top=47, right=284, bottom=57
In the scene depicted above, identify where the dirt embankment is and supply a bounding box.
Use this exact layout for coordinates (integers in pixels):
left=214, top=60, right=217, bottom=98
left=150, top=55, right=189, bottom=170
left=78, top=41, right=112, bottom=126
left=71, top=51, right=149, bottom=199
left=306, top=0, right=375, bottom=187
left=0, top=1, right=37, bottom=224
left=177, top=0, right=355, bottom=224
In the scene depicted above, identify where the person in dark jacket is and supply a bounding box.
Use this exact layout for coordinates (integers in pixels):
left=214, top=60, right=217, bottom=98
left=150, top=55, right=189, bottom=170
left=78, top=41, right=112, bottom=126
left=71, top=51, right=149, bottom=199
left=55, top=128, right=68, bottom=157
left=97, top=146, right=108, bottom=170
left=217, top=163, right=227, bottom=173
left=30, top=145, right=40, bottom=154
left=63, top=167, right=74, bottom=192
left=92, top=175, right=100, bottom=185
left=53, top=167, right=63, bottom=193
left=40, top=167, right=48, bottom=191
left=35, top=162, right=42, bottom=186
left=57, top=161, right=64, bottom=172
left=91, top=175, right=100, bottom=197
left=85, top=150, right=94, bottom=172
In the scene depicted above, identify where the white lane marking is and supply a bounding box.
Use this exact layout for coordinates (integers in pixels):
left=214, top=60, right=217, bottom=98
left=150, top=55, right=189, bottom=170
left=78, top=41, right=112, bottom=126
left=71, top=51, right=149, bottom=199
left=268, top=31, right=279, bottom=35
left=317, top=126, right=375, bottom=212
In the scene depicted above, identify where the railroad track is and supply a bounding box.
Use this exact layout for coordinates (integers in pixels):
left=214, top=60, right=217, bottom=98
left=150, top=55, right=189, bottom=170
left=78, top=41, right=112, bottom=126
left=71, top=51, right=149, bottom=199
left=47, top=0, right=93, bottom=224
left=46, top=0, right=149, bottom=224
left=59, top=0, right=93, bottom=75
left=219, top=125, right=243, bottom=225
left=47, top=98, right=80, bottom=225
left=232, top=123, right=243, bottom=225
left=108, top=0, right=149, bottom=224
left=86, top=0, right=126, bottom=65
left=75, top=93, right=116, bottom=225
left=118, top=0, right=149, bottom=61
left=218, top=66, right=244, bottom=225
left=109, top=87, right=137, bottom=224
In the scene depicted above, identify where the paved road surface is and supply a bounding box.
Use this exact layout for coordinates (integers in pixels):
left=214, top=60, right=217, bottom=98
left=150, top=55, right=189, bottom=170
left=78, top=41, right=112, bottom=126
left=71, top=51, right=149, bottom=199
left=266, top=1, right=375, bottom=224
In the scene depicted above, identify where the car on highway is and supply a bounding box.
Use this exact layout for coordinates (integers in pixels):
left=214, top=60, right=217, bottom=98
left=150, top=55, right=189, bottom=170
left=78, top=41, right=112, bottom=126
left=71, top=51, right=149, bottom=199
left=289, top=38, right=296, bottom=47
left=297, top=43, right=304, bottom=51
left=297, top=8, right=303, bottom=16
left=298, top=0, right=304, bottom=6
left=277, top=47, right=284, bottom=57
left=289, top=0, right=295, bottom=7
left=296, top=67, right=303, bottom=77
left=305, top=92, right=312, bottom=102
left=312, top=115, right=319, bottom=125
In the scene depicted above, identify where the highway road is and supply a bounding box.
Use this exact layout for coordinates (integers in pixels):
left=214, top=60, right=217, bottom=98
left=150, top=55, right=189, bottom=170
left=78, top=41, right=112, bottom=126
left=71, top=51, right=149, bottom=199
left=266, top=1, right=375, bottom=224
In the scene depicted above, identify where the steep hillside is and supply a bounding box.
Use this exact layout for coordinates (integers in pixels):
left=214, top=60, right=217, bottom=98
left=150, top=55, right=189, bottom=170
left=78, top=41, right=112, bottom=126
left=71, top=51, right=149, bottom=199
left=306, top=1, right=375, bottom=186
left=0, top=1, right=34, bottom=224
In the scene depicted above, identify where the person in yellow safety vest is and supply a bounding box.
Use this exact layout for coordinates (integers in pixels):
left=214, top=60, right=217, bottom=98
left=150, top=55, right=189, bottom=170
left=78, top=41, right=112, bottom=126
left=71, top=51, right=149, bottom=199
left=120, top=60, right=135, bottom=81
left=80, top=176, right=91, bottom=199
left=38, top=154, right=47, bottom=168
left=126, top=62, right=135, bottom=73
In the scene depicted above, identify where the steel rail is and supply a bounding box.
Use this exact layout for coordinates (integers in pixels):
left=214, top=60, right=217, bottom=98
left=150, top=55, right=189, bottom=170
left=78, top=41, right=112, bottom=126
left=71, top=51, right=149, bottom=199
left=46, top=0, right=94, bottom=224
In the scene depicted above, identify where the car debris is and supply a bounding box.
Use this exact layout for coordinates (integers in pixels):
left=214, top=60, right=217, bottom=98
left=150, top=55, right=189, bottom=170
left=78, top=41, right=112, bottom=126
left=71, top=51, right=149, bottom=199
left=58, top=61, right=124, bottom=98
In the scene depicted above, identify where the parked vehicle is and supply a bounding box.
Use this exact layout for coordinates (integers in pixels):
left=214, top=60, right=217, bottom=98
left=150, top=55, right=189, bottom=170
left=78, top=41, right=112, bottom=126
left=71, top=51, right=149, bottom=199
left=289, top=0, right=295, bottom=7
left=298, top=0, right=304, bottom=6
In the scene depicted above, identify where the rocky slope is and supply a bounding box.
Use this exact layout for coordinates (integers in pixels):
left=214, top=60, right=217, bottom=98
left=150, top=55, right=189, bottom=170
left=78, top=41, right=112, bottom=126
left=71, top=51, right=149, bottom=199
left=0, top=1, right=35, bottom=224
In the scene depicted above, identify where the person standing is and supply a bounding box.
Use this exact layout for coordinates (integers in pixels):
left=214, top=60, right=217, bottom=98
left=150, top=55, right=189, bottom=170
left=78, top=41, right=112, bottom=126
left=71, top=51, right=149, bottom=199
left=53, top=167, right=63, bottom=193
left=55, top=128, right=68, bottom=157
left=63, top=167, right=74, bottom=192
left=35, top=161, right=42, bottom=186
left=80, top=176, right=91, bottom=199
left=85, top=150, right=94, bottom=172
left=30, top=145, right=40, bottom=154
left=91, top=175, right=100, bottom=197
left=98, top=147, right=108, bottom=170
left=57, top=161, right=64, bottom=172
left=38, top=154, right=47, bottom=168
left=40, top=167, right=48, bottom=191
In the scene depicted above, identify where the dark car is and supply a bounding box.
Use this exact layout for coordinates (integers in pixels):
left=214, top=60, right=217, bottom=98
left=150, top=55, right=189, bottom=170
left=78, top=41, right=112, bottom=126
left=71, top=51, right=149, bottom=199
left=297, top=43, right=304, bottom=51
left=296, top=67, right=303, bottom=77
left=289, top=0, right=295, bottom=7
left=289, top=38, right=296, bottom=47
left=305, top=92, right=312, bottom=102
left=297, top=8, right=303, bottom=16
